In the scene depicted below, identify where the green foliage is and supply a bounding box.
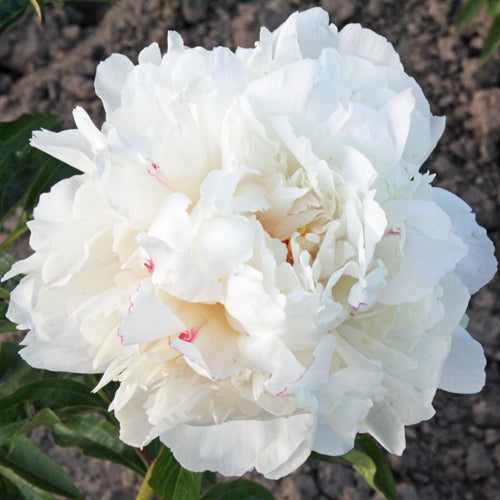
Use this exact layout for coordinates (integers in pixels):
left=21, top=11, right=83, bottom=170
left=0, top=250, right=18, bottom=332
left=458, top=0, right=488, bottom=27
left=0, top=0, right=113, bottom=37
left=458, top=0, right=500, bottom=61
left=0, top=436, right=83, bottom=499
left=0, top=343, right=148, bottom=497
left=202, top=480, right=275, bottom=500
left=0, top=249, right=18, bottom=292
left=311, top=434, right=398, bottom=500
left=482, top=11, right=500, bottom=59
left=0, top=113, right=77, bottom=250
left=149, top=447, right=202, bottom=500
left=0, top=0, right=31, bottom=37
left=0, top=345, right=85, bottom=498
left=51, top=415, right=147, bottom=476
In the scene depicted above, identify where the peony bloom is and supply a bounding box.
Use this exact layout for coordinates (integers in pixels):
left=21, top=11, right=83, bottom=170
left=4, top=8, right=497, bottom=478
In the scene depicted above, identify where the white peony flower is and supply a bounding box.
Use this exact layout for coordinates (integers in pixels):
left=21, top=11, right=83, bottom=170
left=4, top=8, right=497, bottom=479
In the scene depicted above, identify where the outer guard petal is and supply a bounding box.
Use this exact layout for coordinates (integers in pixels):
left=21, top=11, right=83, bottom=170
left=160, top=414, right=313, bottom=479
left=438, top=325, right=486, bottom=394
left=433, top=187, right=497, bottom=294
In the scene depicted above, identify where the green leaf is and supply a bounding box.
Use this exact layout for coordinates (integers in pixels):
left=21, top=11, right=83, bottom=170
left=311, top=435, right=398, bottom=500
left=0, top=250, right=19, bottom=292
left=0, top=463, right=55, bottom=500
left=0, top=303, right=16, bottom=334
left=0, top=113, right=69, bottom=230
left=23, top=156, right=75, bottom=216
left=488, top=0, right=500, bottom=17
left=458, top=0, right=488, bottom=27
left=202, top=470, right=217, bottom=489
left=354, top=435, right=398, bottom=500
left=481, top=14, right=500, bottom=60
left=9, top=408, right=60, bottom=442
left=0, top=343, right=44, bottom=396
left=0, top=435, right=83, bottom=498
left=0, top=378, right=106, bottom=411
left=0, top=408, right=60, bottom=446
left=202, top=480, right=275, bottom=500
left=0, top=0, right=31, bottom=37
left=51, top=415, right=146, bottom=476
left=0, top=473, right=22, bottom=499
left=149, top=446, right=202, bottom=500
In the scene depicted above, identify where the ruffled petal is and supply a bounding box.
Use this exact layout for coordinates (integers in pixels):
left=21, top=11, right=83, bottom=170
left=433, top=187, right=497, bottom=293
left=378, top=200, right=468, bottom=304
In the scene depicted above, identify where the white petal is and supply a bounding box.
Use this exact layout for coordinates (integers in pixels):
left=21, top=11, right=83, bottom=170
left=167, top=31, right=184, bottom=52
left=119, top=280, right=185, bottom=345
left=138, top=234, right=222, bottom=303
left=276, top=335, right=336, bottom=396
left=403, top=108, right=445, bottom=166
left=160, top=414, right=314, bottom=479
left=338, top=24, right=402, bottom=69
left=363, top=401, right=405, bottom=455
left=225, top=266, right=287, bottom=336
left=312, top=420, right=355, bottom=457
left=433, top=188, right=497, bottom=293
left=95, top=53, right=134, bottom=114
left=193, top=216, right=255, bottom=280
left=148, top=194, right=192, bottom=251
left=31, top=129, right=95, bottom=174
left=166, top=301, right=242, bottom=380
left=138, top=43, right=162, bottom=65
left=439, top=325, right=486, bottom=394
left=113, top=383, right=157, bottom=447
left=294, top=7, right=337, bottom=57
left=20, top=342, right=98, bottom=373
left=379, top=200, right=468, bottom=304
left=72, top=107, right=106, bottom=151
left=381, top=88, right=415, bottom=167
left=240, top=334, right=305, bottom=394
left=5, top=277, right=37, bottom=329
left=2, top=252, right=44, bottom=281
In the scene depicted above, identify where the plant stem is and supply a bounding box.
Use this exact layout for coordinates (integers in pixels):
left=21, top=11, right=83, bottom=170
left=0, top=224, right=28, bottom=251
left=136, top=447, right=155, bottom=468
left=136, top=465, right=155, bottom=500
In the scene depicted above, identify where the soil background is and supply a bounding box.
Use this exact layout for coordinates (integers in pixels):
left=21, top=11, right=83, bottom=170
left=0, top=1, right=499, bottom=499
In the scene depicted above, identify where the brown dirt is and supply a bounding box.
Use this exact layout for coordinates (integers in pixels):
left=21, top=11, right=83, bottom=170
left=0, top=1, right=499, bottom=499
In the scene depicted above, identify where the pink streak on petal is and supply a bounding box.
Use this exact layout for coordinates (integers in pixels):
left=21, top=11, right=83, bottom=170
left=178, top=322, right=205, bottom=343
left=117, top=282, right=142, bottom=345
left=168, top=337, right=215, bottom=380
left=144, top=259, right=154, bottom=274
left=385, top=229, right=401, bottom=237
left=352, top=301, right=367, bottom=311
left=277, top=354, right=316, bottom=396
left=146, top=161, right=174, bottom=190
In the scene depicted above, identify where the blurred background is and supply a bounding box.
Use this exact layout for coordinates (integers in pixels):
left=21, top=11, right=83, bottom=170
left=0, top=1, right=499, bottom=498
